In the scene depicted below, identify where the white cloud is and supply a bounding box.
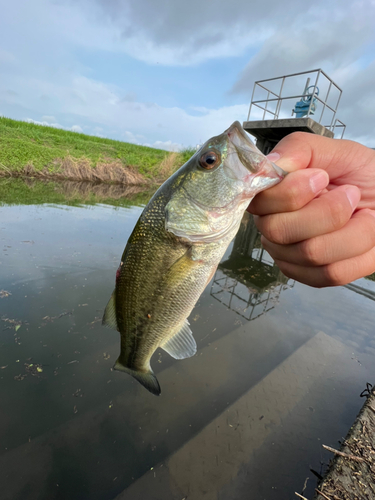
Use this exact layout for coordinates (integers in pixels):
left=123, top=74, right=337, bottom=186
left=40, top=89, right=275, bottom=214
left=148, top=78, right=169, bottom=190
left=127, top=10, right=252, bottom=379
left=7, top=0, right=357, bottom=68
left=230, top=1, right=375, bottom=144
left=12, top=71, right=248, bottom=149
left=63, top=0, right=274, bottom=65
left=24, top=118, right=85, bottom=135
left=123, top=130, right=183, bottom=151
left=6, top=70, right=247, bottom=150
left=25, top=118, right=63, bottom=128
left=148, top=140, right=184, bottom=152
left=1, top=0, right=375, bottom=148
left=63, top=0, right=374, bottom=70
left=232, top=11, right=374, bottom=93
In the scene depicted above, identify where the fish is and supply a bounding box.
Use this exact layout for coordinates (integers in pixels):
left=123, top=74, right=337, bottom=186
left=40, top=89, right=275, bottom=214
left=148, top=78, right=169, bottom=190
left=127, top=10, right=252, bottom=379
left=102, top=121, right=286, bottom=395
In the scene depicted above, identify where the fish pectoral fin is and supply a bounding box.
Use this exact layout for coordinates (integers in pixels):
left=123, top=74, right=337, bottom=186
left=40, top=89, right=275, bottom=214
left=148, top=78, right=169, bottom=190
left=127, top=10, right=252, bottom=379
left=161, top=320, right=197, bottom=360
left=102, top=290, right=119, bottom=331
left=114, top=359, right=161, bottom=396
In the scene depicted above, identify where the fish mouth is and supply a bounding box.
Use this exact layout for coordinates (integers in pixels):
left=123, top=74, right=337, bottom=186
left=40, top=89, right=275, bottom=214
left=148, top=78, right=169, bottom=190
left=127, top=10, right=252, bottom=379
left=224, top=121, right=286, bottom=183
left=225, top=121, right=255, bottom=149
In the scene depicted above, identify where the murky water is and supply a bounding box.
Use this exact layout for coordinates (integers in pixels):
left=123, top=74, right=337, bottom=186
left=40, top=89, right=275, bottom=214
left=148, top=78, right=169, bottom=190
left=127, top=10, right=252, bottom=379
left=1, top=178, right=375, bottom=500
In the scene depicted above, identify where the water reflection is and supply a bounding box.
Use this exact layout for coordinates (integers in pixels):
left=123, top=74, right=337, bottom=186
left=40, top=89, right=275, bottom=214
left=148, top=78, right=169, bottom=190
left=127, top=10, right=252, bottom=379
left=1, top=178, right=375, bottom=500
left=211, top=213, right=294, bottom=321
left=0, top=177, right=153, bottom=207
left=345, top=280, right=375, bottom=301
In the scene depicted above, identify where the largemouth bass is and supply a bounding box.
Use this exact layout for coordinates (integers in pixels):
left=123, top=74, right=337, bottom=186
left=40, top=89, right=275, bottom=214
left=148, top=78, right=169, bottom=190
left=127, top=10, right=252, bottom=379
left=103, top=121, right=285, bottom=395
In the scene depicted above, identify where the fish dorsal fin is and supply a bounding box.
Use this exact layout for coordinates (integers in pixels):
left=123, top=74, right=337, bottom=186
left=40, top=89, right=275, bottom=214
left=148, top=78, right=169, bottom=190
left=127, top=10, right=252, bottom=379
left=161, top=320, right=197, bottom=359
left=102, top=290, right=119, bottom=331
left=114, top=359, right=161, bottom=396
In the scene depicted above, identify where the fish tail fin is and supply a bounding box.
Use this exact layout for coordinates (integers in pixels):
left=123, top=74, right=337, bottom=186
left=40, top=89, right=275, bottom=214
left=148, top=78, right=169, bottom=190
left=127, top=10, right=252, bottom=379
left=114, top=358, right=161, bottom=396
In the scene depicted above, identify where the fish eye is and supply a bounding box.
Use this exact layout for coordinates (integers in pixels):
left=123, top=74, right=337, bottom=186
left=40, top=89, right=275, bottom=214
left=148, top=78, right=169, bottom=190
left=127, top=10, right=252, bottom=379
left=199, top=150, right=220, bottom=170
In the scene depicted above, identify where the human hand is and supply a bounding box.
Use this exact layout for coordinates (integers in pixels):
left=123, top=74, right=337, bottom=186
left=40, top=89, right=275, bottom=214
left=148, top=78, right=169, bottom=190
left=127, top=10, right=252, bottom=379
left=248, top=132, right=375, bottom=287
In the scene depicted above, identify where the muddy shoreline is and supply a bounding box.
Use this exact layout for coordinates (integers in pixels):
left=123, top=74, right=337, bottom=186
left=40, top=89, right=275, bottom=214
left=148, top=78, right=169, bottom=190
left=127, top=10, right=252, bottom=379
left=311, top=384, right=375, bottom=500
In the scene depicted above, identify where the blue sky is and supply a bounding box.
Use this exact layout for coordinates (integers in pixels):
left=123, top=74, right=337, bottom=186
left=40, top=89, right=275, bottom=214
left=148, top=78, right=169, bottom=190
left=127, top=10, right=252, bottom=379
left=1, top=0, right=375, bottom=150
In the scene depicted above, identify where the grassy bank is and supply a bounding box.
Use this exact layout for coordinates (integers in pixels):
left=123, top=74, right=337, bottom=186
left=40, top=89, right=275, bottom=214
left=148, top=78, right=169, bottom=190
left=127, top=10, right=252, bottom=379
left=0, top=117, right=194, bottom=184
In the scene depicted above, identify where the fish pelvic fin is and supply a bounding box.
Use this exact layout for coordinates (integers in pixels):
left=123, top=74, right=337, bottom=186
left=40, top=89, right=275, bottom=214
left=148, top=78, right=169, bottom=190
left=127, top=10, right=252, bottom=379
left=102, top=290, right=119, bottom=331
left=114, top=358, right=161, bottom=396
left=161, top=320, right=197, bottom=360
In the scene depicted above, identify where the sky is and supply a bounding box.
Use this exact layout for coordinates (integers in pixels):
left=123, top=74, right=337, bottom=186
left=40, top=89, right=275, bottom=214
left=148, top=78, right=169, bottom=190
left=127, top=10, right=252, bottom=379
left=1, top=0, right=375, bottom=150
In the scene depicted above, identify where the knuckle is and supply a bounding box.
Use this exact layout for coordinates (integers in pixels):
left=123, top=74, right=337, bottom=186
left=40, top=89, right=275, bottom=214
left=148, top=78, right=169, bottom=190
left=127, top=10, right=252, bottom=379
left=326, top=199, right=349, bottom=229
left=285, top=184, right=301, bottom=211
left=322, top=264, right=344, bottom=287
left=263, top=216, right=291, bottom=245
left=299, top=238, right=325, bottom=266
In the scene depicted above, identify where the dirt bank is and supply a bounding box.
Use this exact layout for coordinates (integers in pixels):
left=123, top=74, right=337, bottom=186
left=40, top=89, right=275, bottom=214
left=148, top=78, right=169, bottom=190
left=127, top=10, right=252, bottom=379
left=312, top=384, right=375, bottom=500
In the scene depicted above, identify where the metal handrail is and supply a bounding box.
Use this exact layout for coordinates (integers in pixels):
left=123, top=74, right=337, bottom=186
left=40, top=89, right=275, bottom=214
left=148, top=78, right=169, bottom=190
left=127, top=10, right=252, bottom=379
left=250, top=94, right=339, bottom=118
left=247, top=69, right=345, bottom=135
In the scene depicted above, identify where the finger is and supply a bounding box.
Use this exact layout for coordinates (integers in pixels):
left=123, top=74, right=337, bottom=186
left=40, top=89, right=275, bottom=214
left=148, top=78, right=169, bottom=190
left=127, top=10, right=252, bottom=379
left=261, top=209, right=375, bottom=266
left=255, top=185, right=361, bottom=245
left=266, top=132, right=373, bottom=180
left=274, top=245, right=375, bottom=288
left=248, top=168, right=329, bottom=215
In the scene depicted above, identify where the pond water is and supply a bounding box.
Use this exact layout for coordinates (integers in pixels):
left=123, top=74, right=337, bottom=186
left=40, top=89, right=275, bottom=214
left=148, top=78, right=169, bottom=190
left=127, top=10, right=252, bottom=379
left=1, top=178, right=375, bottom=500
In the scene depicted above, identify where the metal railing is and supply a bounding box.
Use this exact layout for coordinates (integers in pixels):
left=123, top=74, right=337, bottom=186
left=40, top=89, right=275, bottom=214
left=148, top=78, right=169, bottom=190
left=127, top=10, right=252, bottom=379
left=247, top=69, right=346, bottom=138
left=210, top=270, right=294, bottom=322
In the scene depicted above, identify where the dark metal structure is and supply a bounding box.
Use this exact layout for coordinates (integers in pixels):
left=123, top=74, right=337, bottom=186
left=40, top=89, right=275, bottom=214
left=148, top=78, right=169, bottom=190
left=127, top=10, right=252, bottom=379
left=210, top=213, right=294, bottom=321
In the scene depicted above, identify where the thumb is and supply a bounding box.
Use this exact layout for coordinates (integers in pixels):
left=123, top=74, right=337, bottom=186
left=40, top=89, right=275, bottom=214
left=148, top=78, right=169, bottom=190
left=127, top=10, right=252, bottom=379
left=265, top=132, right=314, bottom=173
left=265, top=131, right=370, bottom=177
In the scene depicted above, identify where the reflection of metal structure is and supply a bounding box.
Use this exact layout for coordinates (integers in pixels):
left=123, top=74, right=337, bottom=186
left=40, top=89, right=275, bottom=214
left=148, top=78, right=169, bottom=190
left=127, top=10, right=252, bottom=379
left=211, top=213, right=294, bottom=321
left=244, top=69, right=346, bottom=155
left=345, top=281, right=375, bottom=301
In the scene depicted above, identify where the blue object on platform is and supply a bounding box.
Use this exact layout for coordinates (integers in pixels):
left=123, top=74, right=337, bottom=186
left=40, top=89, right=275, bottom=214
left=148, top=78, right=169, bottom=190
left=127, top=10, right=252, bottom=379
left=293, top=86, right=319, bottom=118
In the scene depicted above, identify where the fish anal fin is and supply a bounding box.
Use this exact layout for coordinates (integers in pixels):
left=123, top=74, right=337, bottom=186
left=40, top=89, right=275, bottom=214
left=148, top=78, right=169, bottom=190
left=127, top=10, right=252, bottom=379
left=161, top=320, right=197, bottom=360
left=114, top=359, right=161, bottom=396
left=102, top=290, right=119, bottom=331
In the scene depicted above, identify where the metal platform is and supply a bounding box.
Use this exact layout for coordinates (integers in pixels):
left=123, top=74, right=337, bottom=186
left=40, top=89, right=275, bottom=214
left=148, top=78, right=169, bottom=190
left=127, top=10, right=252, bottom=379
left=243, top=117, right=334, bottom=153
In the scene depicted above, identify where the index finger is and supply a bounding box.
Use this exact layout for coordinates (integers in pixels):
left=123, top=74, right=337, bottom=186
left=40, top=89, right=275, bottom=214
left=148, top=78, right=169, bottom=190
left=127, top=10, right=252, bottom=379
left=248, top=168, right=329, bottom=215
left=263, top=131, right=372, bottom=179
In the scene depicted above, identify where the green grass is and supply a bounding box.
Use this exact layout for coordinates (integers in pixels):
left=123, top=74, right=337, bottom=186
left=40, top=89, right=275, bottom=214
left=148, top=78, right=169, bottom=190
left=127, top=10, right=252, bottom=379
left=0, top=116, right=195, bottom=180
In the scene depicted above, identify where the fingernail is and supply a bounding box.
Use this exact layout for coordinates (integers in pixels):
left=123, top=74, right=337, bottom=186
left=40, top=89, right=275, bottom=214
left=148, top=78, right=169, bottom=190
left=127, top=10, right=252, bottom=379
left=266, top=152, right=280, bottom=162
left=345, top=186, right=361, bottom=210
left=309, top=171, right=328, bottom=194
